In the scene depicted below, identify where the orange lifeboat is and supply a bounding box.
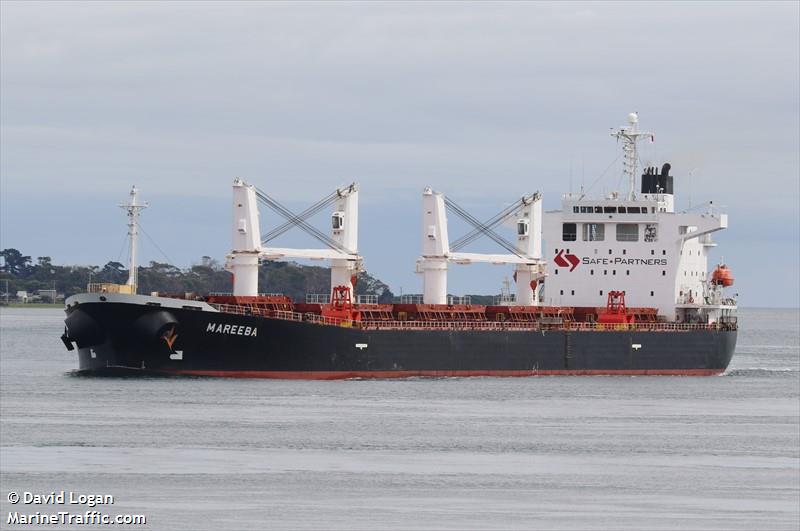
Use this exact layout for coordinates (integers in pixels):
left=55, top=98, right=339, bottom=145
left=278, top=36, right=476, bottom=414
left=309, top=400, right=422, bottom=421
left=711, top=264, right=734, bottom=287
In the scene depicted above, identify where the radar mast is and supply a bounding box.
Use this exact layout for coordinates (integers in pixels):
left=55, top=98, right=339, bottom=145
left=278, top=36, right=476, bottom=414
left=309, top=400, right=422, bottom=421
left=611, top=112, right=653, bottom=200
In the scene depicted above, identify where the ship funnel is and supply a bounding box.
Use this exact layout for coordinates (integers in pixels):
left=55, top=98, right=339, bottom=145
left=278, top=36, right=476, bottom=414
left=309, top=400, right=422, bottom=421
left=641, top=162, right=674, bottom=195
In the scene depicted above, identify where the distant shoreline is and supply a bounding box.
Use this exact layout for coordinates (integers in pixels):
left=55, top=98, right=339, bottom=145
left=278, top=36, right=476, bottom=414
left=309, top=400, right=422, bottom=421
left=0, top=303, right=62, bottom=309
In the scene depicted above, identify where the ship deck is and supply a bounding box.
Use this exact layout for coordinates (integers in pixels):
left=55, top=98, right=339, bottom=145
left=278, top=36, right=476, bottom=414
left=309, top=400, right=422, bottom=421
left=208, top=302, right=737, bottom=333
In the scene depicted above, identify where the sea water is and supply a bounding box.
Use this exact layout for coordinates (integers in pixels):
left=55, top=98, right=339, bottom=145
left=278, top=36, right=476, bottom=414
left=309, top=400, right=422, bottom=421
left=1, top=307, right=798, bottom=530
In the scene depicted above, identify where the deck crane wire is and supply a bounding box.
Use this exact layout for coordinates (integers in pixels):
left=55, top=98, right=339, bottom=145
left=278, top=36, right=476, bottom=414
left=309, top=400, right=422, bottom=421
left=444, top=197, right=525, bottom=258
left=261, top=190, right=339, bottom=243
left=254, top=188, right=348, bottom=253
left=450, top=198, right=526, bottom=251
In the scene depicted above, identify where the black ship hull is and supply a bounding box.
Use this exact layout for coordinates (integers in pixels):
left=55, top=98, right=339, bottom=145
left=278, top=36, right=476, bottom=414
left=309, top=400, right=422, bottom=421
left=62, top=294, right=737, bottom=378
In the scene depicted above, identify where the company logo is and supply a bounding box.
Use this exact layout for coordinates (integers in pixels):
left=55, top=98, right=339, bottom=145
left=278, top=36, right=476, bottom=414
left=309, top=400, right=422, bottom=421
left=554, top=250, right=669, bottom=271
left=162, top=325, right=184, bottom=360
left=554, top=249, right=580, bottom=271
left=161, top=325, right=178, bottom=350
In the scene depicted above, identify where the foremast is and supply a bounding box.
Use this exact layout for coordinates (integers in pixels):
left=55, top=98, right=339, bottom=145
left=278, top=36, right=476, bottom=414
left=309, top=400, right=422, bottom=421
left=121, top=186, right=148, bottom=294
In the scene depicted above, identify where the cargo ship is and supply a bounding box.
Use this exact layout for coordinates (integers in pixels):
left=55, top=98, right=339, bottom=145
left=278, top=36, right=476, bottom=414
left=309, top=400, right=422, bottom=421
left=61, top=113, right=738, bottom=377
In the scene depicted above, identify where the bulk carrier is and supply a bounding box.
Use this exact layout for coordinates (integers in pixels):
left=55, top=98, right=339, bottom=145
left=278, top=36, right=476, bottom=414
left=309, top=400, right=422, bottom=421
left=61, top=114, right=738, bottom=377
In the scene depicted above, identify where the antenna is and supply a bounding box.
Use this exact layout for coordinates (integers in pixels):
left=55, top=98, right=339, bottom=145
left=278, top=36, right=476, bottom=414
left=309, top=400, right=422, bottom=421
left=688, top=167, right=698, bottom=210
left=120, top=186, right=148, bottom=294
left=581, top=155, right=585, bottom=190
left=569, top=160, right=573, bottom=194
left=611, top=112, right=654, bottom=201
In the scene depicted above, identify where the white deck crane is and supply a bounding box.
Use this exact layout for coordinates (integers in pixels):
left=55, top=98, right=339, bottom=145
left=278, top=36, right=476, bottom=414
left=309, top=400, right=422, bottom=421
left=417, top=187, right=546, bottom=305
left=227, top=179, right=361, bottom=297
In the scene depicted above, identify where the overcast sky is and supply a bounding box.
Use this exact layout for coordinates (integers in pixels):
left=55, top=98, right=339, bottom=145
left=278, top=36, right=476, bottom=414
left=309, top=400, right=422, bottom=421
left=1, top=1, right=798, bottom=306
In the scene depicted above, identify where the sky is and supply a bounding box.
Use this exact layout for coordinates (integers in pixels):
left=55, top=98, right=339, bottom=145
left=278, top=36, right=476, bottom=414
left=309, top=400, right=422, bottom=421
left=1, top=1, right=798, bottom=306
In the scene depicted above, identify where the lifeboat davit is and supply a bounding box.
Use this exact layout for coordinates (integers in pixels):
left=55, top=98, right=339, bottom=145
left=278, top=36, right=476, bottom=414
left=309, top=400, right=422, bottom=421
left=711, top=264, right=734, bottom=287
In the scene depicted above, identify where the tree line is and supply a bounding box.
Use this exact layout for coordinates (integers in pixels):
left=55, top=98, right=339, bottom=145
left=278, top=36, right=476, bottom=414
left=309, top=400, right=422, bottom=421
left=0, top=248, right=395, bottom=303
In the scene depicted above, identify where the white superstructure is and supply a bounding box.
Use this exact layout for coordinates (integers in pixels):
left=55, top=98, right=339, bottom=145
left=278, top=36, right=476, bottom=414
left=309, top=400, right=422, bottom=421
left=542, top=113, right=736, bottom=323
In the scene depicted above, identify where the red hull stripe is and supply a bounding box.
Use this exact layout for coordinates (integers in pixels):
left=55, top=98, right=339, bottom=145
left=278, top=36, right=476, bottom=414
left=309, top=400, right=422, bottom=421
left=166, top=368, right=723, bottom=379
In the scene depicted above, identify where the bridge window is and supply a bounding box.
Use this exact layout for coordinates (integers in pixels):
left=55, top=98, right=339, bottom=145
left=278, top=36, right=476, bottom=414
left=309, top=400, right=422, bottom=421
left=582, top=223, right=605, bottom=241
left=604, top=206, right=616, bottom=213
left=573, top=206, right=579, bottom=213
left=594, top=206, right=603, bottom=213
left=616, top=223, right=639, bottom=242
left=618, top=206, right=627, bottom=213
left=644, top=224, right=658, bottom=242
left=628, top=206, right=641, bottom=214
left=580, top=206, right=592, bottom=213
left=562, top=223, right=577, bottom=241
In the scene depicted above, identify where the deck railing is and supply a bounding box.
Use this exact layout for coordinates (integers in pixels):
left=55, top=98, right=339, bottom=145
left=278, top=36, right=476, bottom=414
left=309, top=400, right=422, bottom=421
left=356, top=294, right=378, bottom=305
left=207, top=302, right=736, bottom=332
left=87, top=283, right=134, bottom=294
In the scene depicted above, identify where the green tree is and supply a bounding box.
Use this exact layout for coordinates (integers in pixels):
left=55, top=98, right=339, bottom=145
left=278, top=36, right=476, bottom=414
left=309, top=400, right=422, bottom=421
left=0, top=248, right=33, bottom=276
left=0, top=249, right=397, bottom=302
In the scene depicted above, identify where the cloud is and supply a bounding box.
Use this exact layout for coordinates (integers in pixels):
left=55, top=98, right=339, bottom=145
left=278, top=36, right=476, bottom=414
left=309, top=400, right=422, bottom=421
left=1, top=1, right=798, bottom=305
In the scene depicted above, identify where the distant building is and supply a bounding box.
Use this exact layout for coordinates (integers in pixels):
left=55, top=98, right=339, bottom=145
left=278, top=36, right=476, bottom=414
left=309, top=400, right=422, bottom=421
left=37, top=289, right=60, bottom=303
